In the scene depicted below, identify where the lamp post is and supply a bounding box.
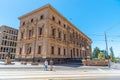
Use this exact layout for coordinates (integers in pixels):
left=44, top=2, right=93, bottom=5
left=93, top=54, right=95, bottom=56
left=104, top=32, right=110, bottom=68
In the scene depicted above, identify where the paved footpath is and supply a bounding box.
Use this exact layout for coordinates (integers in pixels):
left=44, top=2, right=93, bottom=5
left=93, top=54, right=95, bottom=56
left=0, top=62, right=120, bottom=80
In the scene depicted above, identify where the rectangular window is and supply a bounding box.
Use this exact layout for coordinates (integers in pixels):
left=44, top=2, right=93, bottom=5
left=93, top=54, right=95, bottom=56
left=58, top=32, right=61, bottom=39
left=58, top=20, right=61, bottom=25
left=51, top=46, right=54, bottom=54
left=52, top=16, right=55, bottom=21
left=40, top=15, right=44, bottom=20
left=38, top=46, right=41, bottom=54
left=52, top=29, right=55, bottom=37
left=0, top=47, right=3, bottom=52
left=29, top=47, right=31, bottom=54
left=58, top=48, right=60, bottom=55
left=39, top=28, right=42, bottom=35
left=29, top=30, right=32, bottom=38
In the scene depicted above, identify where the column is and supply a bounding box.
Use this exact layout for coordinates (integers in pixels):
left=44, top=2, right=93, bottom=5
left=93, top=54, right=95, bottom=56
left=22, top=43, right=26, bottom=58
left=24, top=28, right=26, bottom=39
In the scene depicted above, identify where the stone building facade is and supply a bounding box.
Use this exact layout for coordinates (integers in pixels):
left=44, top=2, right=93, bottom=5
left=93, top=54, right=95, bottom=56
left=0, top=25, right=18, bottom=59
left=16, top=4, right=92, bottom=63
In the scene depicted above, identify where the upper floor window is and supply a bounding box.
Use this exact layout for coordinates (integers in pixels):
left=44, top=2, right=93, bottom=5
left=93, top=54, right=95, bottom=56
left=64, top=34, right=66, bottom=40
left=5, top=36, right=7, bottom=39
left=4, top=40, right=7, bottom=46
left=39, top=27, right=42, bottom=35
left=29, top=30, right=32, bottom=38
left=40, top=15, right=44, bottom=20
left=52, top=28, right=55, bottom=37
left=52, top=16, right=55, bottom=21
left=0, top=47, right=3, bottom=52
left=31, top=19, right=33, bottom=22
left=64, top=24, right=66, bottom=28
left=58, top=20, right=61, bottom=25
left=1, top=41, right=4, bottom=45
left=16, top=31, right=18, bottom=35
left=58, top=32, right=61, bottom=39
left=9, top=30, right=12, bottom=34
left=22, top=22, right=25, bottom=26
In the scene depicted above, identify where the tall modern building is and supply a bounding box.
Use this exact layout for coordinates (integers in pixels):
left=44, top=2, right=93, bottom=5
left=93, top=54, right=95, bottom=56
left=0, top=25, right=18, bottom=59
left=16, top=4, right=92, bottom=63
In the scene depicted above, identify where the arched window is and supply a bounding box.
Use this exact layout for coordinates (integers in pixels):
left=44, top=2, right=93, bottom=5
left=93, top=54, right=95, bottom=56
left=52, top=16, right=55, bottom=21
left=31, top=19, right=33, bottom=22
left=22, top=22, right=25, bottom=26
left=58, top=20, right=61, bottom=25
left=40, top=15, right=44, bottom=20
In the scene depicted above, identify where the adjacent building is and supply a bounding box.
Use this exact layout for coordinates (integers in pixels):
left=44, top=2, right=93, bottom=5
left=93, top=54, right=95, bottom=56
left=16, top=4, right=92, bottom=63
left=0, top=25, right=18, bottom=59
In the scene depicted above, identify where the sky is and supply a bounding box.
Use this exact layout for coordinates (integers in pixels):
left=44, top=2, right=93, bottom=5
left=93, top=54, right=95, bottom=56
left=0, top=0, right=120, bottom=57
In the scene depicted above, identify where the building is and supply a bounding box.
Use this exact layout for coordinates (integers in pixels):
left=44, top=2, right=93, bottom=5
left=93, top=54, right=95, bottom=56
left=0, top=25, right=18, bottom=59
left=16, top=4, right=92, bottom=63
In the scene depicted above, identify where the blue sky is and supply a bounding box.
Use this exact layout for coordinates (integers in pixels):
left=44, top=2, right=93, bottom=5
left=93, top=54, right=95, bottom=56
left=0, top=0, right=120, bottom=57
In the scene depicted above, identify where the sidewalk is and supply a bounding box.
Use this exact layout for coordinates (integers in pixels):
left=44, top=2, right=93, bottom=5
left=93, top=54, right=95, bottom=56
left=0, top=61, right=108, bottom=71
left=0, top=61, right=120, bottom=79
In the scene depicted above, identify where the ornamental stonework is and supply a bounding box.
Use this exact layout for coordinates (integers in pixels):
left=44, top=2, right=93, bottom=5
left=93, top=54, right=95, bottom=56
left=16, top=4, right=92, bottom=63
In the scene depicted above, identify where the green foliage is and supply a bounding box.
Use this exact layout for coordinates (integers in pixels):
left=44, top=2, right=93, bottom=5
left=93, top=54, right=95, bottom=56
left=98, top=52, right=105, bottom=60
left=109, top=47, right=115, bottom=62
left=92, top=47, right=100, bottom=59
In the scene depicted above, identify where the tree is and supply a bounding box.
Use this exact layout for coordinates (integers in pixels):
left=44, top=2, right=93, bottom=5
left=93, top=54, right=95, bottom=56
left=98, top=52, right=105, bottom=60
left=92, top=47, right=100, bottom=59
left=110, top=47, right=115, bottom=62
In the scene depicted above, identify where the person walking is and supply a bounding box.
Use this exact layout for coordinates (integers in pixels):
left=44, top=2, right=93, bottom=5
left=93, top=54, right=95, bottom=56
left=50, top=59, right=53, bottom=71
left=44, top=59, right=48, bottom=71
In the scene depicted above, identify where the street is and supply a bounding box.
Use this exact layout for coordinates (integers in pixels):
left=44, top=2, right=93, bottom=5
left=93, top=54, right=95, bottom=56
left=0, top=62, right=120, bottom=80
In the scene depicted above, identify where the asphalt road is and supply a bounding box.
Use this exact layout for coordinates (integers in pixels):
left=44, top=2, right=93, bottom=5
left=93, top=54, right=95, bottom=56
left=0, top=62, right=120, bottom=80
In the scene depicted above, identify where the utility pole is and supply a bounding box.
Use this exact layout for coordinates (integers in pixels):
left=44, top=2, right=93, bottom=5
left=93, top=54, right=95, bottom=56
left=104, top=32, right=110, bottom=68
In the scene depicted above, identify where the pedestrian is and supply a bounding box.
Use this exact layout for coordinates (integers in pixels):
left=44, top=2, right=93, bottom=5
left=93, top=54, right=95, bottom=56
left=50, top=59, right=53, bottom=71
left=44, top=59, right=48, bottom=71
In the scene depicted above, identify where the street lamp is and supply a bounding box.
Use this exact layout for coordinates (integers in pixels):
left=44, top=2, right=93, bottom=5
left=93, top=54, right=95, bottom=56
left=104, top=32, right=110, bottom=68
